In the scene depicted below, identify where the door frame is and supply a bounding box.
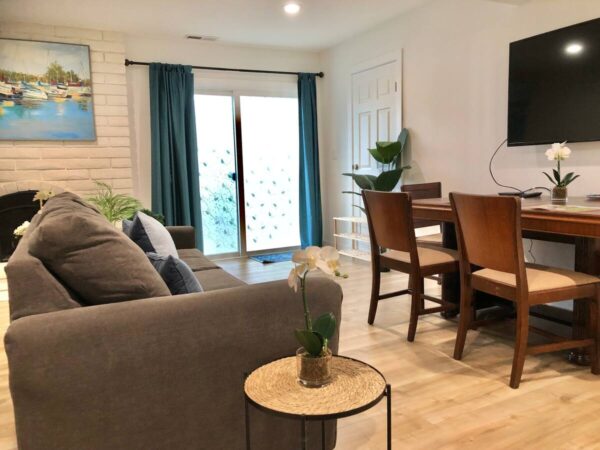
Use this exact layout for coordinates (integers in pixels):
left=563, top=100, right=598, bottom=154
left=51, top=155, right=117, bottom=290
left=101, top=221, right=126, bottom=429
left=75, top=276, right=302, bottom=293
left=195, top=89, right=302, bottom=259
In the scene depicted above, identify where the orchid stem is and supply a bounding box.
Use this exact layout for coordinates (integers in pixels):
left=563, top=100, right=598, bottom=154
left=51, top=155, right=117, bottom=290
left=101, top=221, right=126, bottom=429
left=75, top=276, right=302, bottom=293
left=300, top=273, right=312, bottom=331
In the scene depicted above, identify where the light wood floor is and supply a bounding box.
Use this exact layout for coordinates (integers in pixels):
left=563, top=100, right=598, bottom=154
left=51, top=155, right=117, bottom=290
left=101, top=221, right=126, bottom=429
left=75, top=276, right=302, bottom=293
left=2, top=257, right=600, bottom=449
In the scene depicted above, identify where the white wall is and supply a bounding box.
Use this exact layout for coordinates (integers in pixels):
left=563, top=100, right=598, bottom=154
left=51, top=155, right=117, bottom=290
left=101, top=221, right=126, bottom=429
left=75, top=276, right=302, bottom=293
left=319, top=0, right=600, bottom=267
left=125, top=36, right=322, bottom=207
left=0, top=22, right=133, bottom=196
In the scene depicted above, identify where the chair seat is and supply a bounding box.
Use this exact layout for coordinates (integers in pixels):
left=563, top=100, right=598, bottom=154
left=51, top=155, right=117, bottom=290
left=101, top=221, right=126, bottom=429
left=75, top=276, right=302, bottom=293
left=416, top=232, right=443, bottom=245
left=473, top=264, right=600, bottom=292
left=385, top=244, right=458, bottom=267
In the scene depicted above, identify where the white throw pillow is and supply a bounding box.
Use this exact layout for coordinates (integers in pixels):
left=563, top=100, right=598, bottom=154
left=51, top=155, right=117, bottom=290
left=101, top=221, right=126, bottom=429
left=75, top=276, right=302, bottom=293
left=129, top=211, right=179, bottom=258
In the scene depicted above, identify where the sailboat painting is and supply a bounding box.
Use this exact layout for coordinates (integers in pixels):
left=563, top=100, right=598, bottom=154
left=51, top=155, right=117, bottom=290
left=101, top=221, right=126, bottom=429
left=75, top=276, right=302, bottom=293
left=0, top=38, right=96, bottom=141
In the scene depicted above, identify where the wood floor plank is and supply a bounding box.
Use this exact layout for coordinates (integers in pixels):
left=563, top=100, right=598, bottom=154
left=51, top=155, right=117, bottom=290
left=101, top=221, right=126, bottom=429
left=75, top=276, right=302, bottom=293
left=0, top=256, right=599, bottom=449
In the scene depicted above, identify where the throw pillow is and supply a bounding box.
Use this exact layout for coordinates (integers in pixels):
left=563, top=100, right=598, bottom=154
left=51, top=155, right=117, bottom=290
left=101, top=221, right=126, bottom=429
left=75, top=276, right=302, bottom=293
left=122, top=219, right=133, bottom=237
left=29, top=193, right=171, bottom=305
left=146, top=252, right=203, bottom=295
left=129, top=211, right=179, bottom=258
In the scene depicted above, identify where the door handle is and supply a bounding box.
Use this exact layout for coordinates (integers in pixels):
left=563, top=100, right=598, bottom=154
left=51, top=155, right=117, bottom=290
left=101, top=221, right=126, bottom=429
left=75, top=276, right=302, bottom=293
left=353, top=164, right=359, bottom=170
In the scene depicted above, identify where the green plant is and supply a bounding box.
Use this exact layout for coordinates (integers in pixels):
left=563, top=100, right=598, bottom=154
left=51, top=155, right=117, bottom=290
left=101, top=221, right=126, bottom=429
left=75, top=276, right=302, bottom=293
left=342, top=129, right=411, bottom=207
left=542, top=142, right=579, bottom=188
left=288, top=247, right=346, bottom=357
left=87, top=181, right=142, bottom=224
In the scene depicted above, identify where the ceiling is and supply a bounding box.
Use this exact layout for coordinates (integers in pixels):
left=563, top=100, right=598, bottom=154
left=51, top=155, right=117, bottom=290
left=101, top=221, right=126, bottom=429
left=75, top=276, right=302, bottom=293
left=1, top=0, right=433, bottom=51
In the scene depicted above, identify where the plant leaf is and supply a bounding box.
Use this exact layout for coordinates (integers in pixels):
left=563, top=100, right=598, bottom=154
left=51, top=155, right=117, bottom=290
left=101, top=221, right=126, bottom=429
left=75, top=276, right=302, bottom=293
left=352, top=204, right=366, bottom=214
left=294, top=329, right=323, bottom=357
left=374, top=169, right=403, bottom=191
left=342, top=190, right=362, bottom=197
left=565, top=174, right=580, bottom=186
left=342, top=173, right=376, bottom=190
left=543, top=172, right=557, bottom=186
left=374, top=141, right=402, bottom=164
left=368, top=147, right=386, bottom=163
left=553, top=169, right=561, bottom=184
left=313, top=313, right=336, bottom=340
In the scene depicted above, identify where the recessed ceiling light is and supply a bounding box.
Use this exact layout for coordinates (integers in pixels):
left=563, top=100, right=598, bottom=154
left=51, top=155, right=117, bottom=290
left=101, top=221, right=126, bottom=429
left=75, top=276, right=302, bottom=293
left=565, top=42, right=584, bottom=55
left=284, top=2, right=301, bottom=15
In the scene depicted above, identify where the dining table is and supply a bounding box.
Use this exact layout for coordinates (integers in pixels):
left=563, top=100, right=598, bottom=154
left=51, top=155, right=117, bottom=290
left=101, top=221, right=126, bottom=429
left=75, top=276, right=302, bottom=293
left=411, top=196, right=600, bottom=364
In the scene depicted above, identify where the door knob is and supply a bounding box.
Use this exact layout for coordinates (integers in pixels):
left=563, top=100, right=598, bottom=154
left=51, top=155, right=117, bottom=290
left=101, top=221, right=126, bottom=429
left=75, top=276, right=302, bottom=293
left=353, top=163, right=359, bottom=170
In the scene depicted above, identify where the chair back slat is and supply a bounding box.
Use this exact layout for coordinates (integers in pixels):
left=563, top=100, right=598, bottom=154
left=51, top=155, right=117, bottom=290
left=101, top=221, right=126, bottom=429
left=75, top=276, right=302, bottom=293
left=362, top=190, right=416, bottom=254
left=401, top=182, right=442, bottom=228
left=450, top=193, right=523, bottom=275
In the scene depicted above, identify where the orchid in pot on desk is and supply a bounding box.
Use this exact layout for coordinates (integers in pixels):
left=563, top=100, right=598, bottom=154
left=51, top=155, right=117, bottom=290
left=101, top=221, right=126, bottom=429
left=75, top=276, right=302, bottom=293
left=288, top=246, right=347, bottom=387
left=543, top=142, right=579, bottom=205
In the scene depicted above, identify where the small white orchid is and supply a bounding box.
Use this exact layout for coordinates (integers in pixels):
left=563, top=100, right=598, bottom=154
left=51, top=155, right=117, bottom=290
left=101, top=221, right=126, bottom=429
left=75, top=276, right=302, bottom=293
left=542, top=141, right=579, bottom=189
left=545, top=142, right=571, bottom=161
left=13, top=221, right=30, bottom=237
left=288, top=246, right=348, bottom=358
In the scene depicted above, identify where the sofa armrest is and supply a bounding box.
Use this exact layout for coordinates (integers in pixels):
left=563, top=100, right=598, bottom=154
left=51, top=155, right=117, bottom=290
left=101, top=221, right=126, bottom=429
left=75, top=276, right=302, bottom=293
left=5, top=277, right=342, bottom=450
left=166, top=225, right=196, bottom=249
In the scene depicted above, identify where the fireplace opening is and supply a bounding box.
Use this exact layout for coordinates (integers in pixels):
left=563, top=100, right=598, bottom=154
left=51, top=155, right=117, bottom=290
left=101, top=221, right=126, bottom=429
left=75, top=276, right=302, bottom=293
left=0, top=190, right=40, bottom=262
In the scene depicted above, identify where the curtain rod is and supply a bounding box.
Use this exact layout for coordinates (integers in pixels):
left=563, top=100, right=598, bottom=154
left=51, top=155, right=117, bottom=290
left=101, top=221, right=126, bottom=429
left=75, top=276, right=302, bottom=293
left=124, top=59, right=324, bottom=78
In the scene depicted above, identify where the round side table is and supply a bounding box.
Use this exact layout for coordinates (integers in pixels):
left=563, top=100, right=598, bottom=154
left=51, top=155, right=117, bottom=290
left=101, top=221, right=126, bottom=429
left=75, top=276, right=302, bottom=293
left=244, top=355, right=391, bottom=450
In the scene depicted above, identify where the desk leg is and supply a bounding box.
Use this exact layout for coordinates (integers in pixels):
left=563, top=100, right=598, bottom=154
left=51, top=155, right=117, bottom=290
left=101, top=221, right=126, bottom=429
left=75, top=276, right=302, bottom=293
left=386, top=384, right=392, bottom=450
left=321, top=420, right=326, bottom=450
left=441, top=222, right=460, bottom=318
left=569, top=238, right=600, bottom=365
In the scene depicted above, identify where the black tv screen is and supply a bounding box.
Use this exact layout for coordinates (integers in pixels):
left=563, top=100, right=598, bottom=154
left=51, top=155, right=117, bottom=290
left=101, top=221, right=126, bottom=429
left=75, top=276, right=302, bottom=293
left=508, top=18, right=600, bottom=146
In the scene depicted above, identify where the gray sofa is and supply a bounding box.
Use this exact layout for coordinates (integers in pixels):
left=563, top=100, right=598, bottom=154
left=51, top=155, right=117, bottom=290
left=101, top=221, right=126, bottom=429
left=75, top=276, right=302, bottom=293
left=4, top=199, right=343, bottom=449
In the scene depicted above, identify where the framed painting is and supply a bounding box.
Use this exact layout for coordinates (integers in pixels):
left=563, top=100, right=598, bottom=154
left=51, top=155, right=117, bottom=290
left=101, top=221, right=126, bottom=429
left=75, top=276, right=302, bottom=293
left=0, top=38, right=96, bottom=141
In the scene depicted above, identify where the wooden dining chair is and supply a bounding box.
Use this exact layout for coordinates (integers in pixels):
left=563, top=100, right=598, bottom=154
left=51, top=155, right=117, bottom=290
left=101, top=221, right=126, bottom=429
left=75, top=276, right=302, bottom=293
left=362, top=190, right=459, bottom=341
left=450, top=193, right=600, bottom=388
left=401, top=182, right=443, bottom=246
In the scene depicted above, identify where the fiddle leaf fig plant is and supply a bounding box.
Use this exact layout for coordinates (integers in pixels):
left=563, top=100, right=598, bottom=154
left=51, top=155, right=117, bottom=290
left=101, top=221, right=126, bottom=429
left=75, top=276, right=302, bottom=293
left=342, top=129, right=411, bottom=210
left=288, top=247, right=346, bottom=357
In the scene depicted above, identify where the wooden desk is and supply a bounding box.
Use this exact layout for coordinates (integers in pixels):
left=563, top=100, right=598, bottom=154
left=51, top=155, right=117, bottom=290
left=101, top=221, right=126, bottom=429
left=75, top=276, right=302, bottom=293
left=412, top=196, right=600, bottom=364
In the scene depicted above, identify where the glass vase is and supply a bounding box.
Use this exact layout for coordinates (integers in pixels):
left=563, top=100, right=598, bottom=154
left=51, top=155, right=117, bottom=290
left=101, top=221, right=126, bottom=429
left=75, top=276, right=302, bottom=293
left=551, top=186, right=568, bottom=205
left=296, top=347, right=332, bottom=388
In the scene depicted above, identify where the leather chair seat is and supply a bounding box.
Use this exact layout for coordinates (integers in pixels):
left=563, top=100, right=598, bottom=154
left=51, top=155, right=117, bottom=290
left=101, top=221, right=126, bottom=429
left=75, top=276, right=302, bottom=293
left=384, top=244, right=458, bottom=267
left=473, top=264, right=600, bottom=292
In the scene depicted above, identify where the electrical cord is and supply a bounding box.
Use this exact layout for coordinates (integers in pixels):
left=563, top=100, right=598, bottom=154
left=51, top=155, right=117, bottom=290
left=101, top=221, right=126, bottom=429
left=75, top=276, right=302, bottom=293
left=527, top=239, right=536, bottom=264
left=488, top=138, right=551, bottom=194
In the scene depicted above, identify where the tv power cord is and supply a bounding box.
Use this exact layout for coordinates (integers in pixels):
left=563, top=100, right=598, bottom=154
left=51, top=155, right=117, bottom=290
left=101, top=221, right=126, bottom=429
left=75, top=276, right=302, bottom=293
left=489, top=138, right=550, bottom=198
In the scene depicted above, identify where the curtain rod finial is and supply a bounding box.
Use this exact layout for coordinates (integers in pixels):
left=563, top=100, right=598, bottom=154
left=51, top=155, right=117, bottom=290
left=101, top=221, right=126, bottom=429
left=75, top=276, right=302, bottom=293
left=318, top=72, right=324, bottom=78
left=124, top=58, right=131, bottom=66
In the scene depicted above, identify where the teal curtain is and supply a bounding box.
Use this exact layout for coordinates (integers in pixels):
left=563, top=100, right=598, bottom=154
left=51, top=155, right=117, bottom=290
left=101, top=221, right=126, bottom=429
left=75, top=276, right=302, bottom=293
left=298, top=73, right=322, bottom=247
left=150, top=63, right=203, bottom=250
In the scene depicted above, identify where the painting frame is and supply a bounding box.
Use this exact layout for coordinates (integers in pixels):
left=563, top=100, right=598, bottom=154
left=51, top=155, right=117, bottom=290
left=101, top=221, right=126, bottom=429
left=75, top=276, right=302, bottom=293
left=0, top=37, right=96, bottom=141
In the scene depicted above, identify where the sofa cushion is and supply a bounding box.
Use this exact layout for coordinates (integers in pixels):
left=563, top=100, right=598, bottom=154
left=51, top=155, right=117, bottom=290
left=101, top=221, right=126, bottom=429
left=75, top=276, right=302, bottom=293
left=28, top=193, right=170, bottom=305
left=178, top=248, right=219, bottom=272
left=6, top=211, right=82, bottom=321
left=147, top=252, right=203, bottom=295
left=193, top=268, right=245, bottom=291
left=129, top=211, right=178, bottom=258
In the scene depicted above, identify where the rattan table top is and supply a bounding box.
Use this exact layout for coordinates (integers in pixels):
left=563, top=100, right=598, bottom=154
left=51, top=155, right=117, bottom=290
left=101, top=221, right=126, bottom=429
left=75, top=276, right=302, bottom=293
left=244, top=355, right=387, bottom=419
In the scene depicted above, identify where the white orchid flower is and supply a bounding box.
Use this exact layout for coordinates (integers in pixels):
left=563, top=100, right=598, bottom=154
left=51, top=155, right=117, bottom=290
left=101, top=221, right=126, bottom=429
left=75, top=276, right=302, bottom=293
left=545, top=142, right=571, bottom=161
left=316, top=246, right=340, bottom=275
left=13, top=221, right=30, bottom=237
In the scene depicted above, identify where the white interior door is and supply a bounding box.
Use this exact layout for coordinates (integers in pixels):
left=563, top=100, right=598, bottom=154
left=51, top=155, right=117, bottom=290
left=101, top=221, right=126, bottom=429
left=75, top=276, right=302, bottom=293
left=351, top=60, right=401, bottom=219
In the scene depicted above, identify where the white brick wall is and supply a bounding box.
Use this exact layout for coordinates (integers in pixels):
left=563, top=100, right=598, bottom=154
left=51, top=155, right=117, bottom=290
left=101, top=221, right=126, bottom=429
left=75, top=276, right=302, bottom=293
left=0, top=22, right=133, bottom=197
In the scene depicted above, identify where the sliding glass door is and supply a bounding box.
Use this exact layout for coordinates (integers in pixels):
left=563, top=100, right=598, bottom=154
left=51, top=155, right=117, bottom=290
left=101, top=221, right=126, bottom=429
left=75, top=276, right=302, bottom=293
left=194, top=92, right=300, bottom=257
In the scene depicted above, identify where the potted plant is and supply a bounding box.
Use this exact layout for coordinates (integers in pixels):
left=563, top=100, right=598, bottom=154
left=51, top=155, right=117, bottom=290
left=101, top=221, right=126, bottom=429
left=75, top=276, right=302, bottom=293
left=543, top=142, right=579, bottom=205
left=342, top=128, right=411, bottom=209
left=288, top=246, right=346, bottom=387
left=87, top=181, right=142, bottom=226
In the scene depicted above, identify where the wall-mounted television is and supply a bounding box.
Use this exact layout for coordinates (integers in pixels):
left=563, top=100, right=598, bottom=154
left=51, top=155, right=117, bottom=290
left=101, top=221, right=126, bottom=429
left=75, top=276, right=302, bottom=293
left=508, top=18, right=600, bottom=147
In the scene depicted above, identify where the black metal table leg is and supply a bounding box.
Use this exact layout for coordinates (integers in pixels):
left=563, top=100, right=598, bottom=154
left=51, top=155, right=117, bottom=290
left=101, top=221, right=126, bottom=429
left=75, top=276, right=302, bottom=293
left=301, top=416, right=308, bottom=450
left=321, top=419, right=326, bottom=450
left=386, top=384, right=392, bottom=450
left=244, top=373, right=251, bottom=450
